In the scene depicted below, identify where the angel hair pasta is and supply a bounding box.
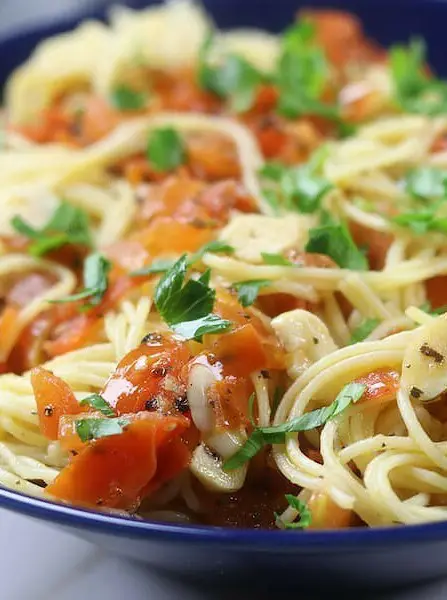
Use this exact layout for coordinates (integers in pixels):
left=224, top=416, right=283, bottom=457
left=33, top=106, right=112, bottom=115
left=2, top=1, right=447, bottom=530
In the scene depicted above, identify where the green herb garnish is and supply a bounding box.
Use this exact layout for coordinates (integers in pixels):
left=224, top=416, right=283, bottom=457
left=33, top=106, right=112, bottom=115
left=110, top=85, right=147, bottom=111
left=305, top=223, right=368, bottom=270
left=52, top=253, right=111, bottom=307
left=79, top=394, right=115, bottom=417
left=233, top=279, right=272, bottom=307
left=390, top=38, right=447, bottom=116
left=349, top=318, right=380, bottom=344
left=275, top=21, right=349, bottom=134
left=11, top=203, right=92, bottom=257
left=405, top=167, right=447, bottom=201
left=260, top=156, right=333, bottom=215
left=224, top=382, right=366, bottom=470
left=198, top=34, right=264, bottom=112
left=154, top=255, right=231, bottom=342
left=75, top=417, right=130, bottom=442
left=147, top=127, right=186, bottom=172
left=261, top=252, right=293, bottom=266
left=275, top=495, right=312, bottom=529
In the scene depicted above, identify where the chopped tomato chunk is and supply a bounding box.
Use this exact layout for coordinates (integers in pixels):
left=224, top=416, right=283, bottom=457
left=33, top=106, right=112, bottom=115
left=355, top=368, right=400, bottom=405
left=426, top=276, right=447, bottom=310
left=31, top=367, right=81, bottom=440
left=101, top=335, right=191, bottom=416
left=308, top=491, right=353, bottom=529
left=46, top=412, right=190, bottom=509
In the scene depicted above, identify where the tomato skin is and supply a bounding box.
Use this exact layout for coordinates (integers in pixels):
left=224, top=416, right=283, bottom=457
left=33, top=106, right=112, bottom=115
left=308, top=491, right=353, bottom=529
left=209, top=323, right=284, bottom=377
left=46, top=412, right=190, bottom=509
left=31, top=368, right=81, bottom=440
left=355, top=368, right=400, bottom=405
left=426, top=276, right=447, bottom=310
left=101, top=336, right=191, bottom=416
left=349, top=220, right=393, bottom=271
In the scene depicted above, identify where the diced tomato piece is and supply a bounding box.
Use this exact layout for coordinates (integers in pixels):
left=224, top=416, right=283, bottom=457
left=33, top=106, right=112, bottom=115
left=209, top=323, right=284, bottom=377
left=46, top=412, right=190, bottom=509
left=101, top=335, right=191, bottom=415
left=58, top=413, right=91, bottom=455
left=44, top=273, right=135, bottom=358
left=257, top=293, right=313, bottom=319
left=355, top=368, right=400, bottom=405
left=349, top=221, right=393, bottom=271
left=308, top=491, right=353, bottom=529
left=142, top=435, right=191, bottom=496
left=77, top=95, right=121, bottom=145
left=153, top=68, right=221, bottom=113
left=426, top=276, right=447, bottom=310
left=132, top=217, right=214, bottom=258
left=187, top=134, right=241, bottom=181
left=31, top=368, right=81, bottom=440
left=301, top=10, right=384, bottom=69
left=0, top=306, right=20, bottom=361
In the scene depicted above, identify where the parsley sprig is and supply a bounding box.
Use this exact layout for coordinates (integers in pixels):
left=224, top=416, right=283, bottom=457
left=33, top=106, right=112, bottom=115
left=275, top=495, right=312, bottom=530
left=154, top=255, right=231, bottom=342
left=11, top=202, right=92, bottom=257
left=79, top=394, right=115, bottom=417
left=75, top=417, right=130, bottom=443
left=349, top=318, right=380, bottom=344
left=305, top=223, right=368, bottom=270
left=147, top=127, right=186, bottom=172
left=110, top=85, right=148, bottom=111
left=52, top=253, right=111, bottom=308
left=198, top=34, right=265, bottom=113
left=260, top=147, right=333, bottom=215
left=224, top=382, right=366, bottom=470
left=390, top=38, right=447, bottom=116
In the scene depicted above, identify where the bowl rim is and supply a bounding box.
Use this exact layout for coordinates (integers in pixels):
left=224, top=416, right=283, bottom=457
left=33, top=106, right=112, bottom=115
left=1, top=486, right=447, bottom=549
left=3, top=0, right=447, bottom=549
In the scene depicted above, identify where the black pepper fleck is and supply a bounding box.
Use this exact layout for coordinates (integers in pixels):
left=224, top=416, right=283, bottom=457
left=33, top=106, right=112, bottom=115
left=141, top=332, right=163, bottom=344
left=151, top=366, right=168, bottom=377
left=44, top=406, right=54, bottom=417
left=313, top=337, right=319, bottom=345
left=420, top=343, right=444, bottom=364
left=260, top=369, right=270, bottom=379
left=145, top=398, right=159, bottom=412
left=174, top=395, right=189, bottom=414
left=410, top=386, right=424, bottom=399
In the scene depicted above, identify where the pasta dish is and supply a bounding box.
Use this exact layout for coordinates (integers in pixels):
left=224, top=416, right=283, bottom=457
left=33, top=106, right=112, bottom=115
left=2, top=1, right=447, bottom=530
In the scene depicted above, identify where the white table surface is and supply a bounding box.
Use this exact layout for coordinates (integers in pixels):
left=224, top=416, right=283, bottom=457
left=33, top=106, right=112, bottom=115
left=2, top=2, right=447, bottom=599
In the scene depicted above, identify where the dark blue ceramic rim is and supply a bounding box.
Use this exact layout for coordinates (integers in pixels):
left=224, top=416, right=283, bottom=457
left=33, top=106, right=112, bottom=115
left=2, top=0, right=447, bottom=550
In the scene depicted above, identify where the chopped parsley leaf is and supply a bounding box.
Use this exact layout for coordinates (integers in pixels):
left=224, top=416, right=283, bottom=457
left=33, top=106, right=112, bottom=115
left=79, top=394, right=115, bottom=417
left=390, top=38, right=447, bottom=116
left=51, top=253, right=111, bottom=307
left=154, top=255, right=231, bottom=342
left=198, top=34, right=264, bottom=112
left=275, top=495, right=312, bottom=529
left=11, top=202, right=92, bottom=257
left=305, top=223, right=368, bottom=270
left=75, top=417, right=130, bottom=442
left=349, top=318, right=380, bottom=344
left=110, top=85, right=147, bottom=111
left=233, top=279, right=272, bottom=307
left=147, top=127, right=186, bottom=172
left=224, top=382, right=366, bottom=470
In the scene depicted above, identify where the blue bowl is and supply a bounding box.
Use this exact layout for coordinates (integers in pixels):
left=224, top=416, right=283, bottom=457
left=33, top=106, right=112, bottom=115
left=2, top=0, right=447, bottom=591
